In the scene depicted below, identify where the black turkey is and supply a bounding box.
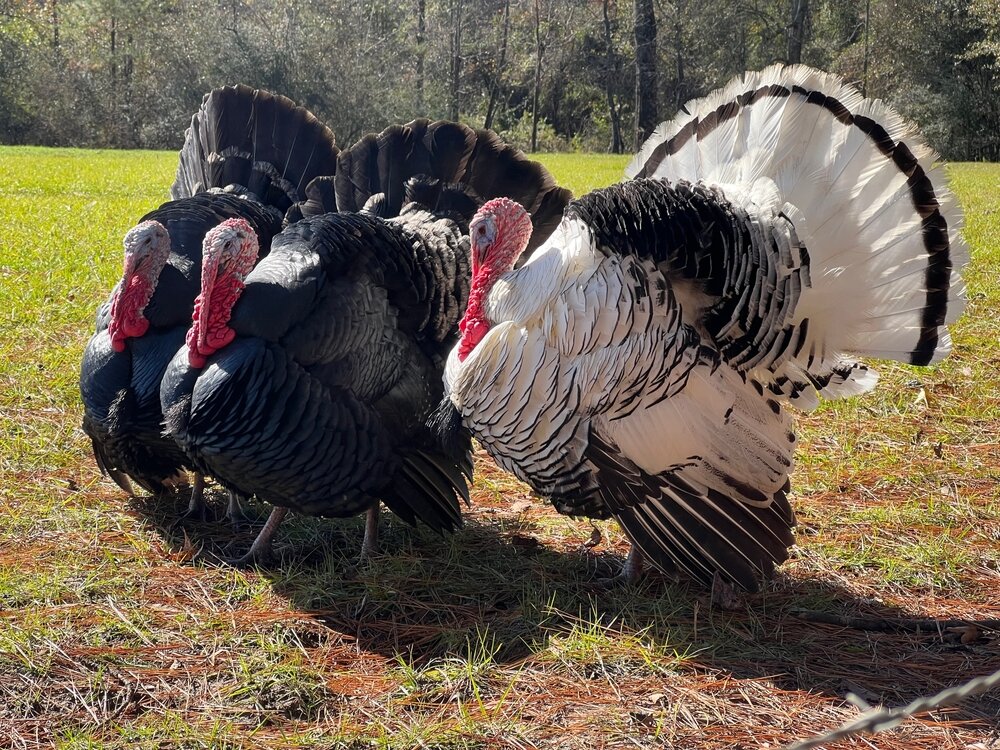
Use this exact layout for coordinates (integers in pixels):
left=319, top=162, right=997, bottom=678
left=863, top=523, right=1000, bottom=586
left=438, top=65, right=968, bottom=591
left=160, top=120, right=571, bottom=565
left=79, top=84, right=339, bottom=524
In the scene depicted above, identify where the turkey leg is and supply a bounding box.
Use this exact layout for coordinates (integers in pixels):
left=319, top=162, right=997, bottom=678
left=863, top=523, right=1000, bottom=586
left=225, top=491, right=249, bottom=532
left=169, top=473, right=209, bottom=531
left=359, top=503, right=380, bottom=563
left=597, top=544, right=646, bottom=588
left=226, top=506, right=289, bottom=567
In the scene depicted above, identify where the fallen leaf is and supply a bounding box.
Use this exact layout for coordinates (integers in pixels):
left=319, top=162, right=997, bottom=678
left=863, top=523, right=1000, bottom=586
left=509, top=499, right=533, bottom=514
left=169, top=529, right=197, bottom=564
left=582, top=527, right=602, bottom=549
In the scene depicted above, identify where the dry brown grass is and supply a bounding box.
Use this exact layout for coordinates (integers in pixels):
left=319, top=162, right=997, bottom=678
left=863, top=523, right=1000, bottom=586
left=0, top=149, right=997, bottom=748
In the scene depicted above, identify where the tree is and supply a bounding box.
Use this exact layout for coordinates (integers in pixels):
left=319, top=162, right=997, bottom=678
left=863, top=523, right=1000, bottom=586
left=601, top=0, right=625, bottom=153
left=531, top=0, right=543, bottom=151
left=633, top=0, right=657, bottom=148
left=448, top=0, right=464, bottom=121
left=415, top=0, right=426, bottom=113
left=483, top=0, right=510, bottom=130
left=787, top=0, right=809, bottom=64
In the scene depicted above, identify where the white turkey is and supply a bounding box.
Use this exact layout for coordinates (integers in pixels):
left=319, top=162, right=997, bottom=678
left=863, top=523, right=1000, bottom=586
left=79, top=85, right=339, bottom=524
left=437, top=65, right=968, bottom=591
left=159, top=120, right=571, bottom=565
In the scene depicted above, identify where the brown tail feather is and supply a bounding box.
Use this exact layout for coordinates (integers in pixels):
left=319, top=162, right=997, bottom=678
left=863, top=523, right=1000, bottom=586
left=334, top=119, right=571, bottom=248
left=171, top=85, right=339, bottom=218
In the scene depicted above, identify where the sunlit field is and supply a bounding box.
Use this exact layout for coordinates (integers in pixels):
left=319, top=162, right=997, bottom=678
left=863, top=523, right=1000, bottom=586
left=0, top=146, right=997, bottom=748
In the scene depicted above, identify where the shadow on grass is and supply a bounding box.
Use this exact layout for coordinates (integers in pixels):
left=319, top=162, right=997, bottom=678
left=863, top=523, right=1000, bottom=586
left=132, top=488, right=1000, bottom=729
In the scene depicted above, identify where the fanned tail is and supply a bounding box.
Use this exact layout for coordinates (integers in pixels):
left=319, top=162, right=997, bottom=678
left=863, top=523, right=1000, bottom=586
left=335, top=119, right=571, bottom=256
left=627, top=64, right=968, bottom=400
left=171, top=85, right=339, bottom=220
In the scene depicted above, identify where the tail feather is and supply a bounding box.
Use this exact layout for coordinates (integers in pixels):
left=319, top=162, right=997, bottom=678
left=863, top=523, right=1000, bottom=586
left=628, top=64, right=967, bottom=398
left=335, top=133, right=381, bottom=213
left=336, top=119, right=476, bottom=215
left=171, top=85, right=339, bottom=218
left=381, top=451, right=466, bottom=535
left=334, top=119, right=570, bottom=251
left=284, top=175, right=338, bottom=225
left=423, top=120, right=478, bottom=184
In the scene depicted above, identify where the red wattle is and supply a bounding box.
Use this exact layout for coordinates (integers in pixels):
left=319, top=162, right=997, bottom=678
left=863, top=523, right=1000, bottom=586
left=107, top=277, right=152, bottom=351
left=187, top=273, right=244, bottom=368
left=457, top=264, right=499, bottom=361
left=188, top=349, right=207, bottom=369
left=458, top=317, right=490, bottom=361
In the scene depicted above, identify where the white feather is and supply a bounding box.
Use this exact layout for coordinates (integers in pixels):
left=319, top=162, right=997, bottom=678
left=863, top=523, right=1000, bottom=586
left=627, top=63, right=967, bottom=395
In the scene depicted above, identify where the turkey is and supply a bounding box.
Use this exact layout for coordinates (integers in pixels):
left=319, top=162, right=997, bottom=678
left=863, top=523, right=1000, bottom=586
left=79, top=84, right=339, bottom=524
left=437, top=64, right=968, bottom=591
left=159, top=120, right=571, bottom=565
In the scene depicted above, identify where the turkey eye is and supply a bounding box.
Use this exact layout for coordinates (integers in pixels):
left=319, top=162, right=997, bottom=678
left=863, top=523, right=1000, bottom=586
left=478, top=226, right=487, bottom=236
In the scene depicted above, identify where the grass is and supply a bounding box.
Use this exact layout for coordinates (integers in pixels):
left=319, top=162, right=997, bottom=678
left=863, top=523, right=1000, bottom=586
left=0, top=144, right=999, bottom=749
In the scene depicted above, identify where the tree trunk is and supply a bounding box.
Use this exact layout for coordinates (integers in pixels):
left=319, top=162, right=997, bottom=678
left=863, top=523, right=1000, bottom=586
left=484, top=0, right=510, bottom=130
left=633, top=0, right=657, bottom=150
left=602, top=0, right=623, bottom=153
left=531, top=0, right=543, bottom=153
left=110, top=15, right=118, bottom=146
left=673, top=0, right=685, bottom=111
left=861, top=0, right=870, bottom=96
left=50, top=0, right=59, bottom=48
left=415, top=0, right=425, bottom=112
left=787, top=0, right=809, bottom=65
left=124, top=32, right=137, bottom=147
left=448, top=0, right=463, bottom=121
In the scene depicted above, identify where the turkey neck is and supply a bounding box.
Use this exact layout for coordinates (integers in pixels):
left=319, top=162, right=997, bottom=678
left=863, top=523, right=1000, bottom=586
left=108, top=273, right=153, bottom=351
left=187, top=269, right=246, bottom=368
left=458, top=260, right=510, bottom=361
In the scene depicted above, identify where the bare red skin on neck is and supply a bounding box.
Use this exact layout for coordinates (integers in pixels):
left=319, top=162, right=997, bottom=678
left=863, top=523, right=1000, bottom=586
left=186, top=219, right=258, bottom=369
left=107, top=276, right=153, bottom=352
left=186, top=272, right=245, bottom=368
left=457, top=200, right=534, bottom=361
left=105, top=220, right=170, bottom=352
left=458, top=264, right=504, bottom=361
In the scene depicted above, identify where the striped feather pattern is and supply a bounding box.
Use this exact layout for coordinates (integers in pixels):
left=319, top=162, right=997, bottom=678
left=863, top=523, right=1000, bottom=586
left=627, top=64, right=968, bottom=389
left=445, top=223, right=797, bottom=586
left=444, top=64, right=968, bottom=590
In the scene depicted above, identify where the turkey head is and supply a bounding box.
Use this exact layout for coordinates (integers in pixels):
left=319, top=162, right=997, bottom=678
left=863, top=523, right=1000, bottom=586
left=107, top=220, right=171, bottom=351
left=186, top=218, right=259, bottom=368
left=458, top=198, right=533, bottom=361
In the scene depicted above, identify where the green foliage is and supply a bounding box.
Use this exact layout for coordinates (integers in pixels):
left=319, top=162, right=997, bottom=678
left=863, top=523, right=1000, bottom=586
left=1, top=0, right=998, bottom=158
left=0, top=148, right=998, bottom=748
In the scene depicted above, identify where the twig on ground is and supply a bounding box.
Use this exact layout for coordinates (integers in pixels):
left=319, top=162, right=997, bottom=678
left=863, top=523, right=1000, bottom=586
left=784, top=666, right=1000, bottom=750
left=790, top=610, right=1000, bottom=634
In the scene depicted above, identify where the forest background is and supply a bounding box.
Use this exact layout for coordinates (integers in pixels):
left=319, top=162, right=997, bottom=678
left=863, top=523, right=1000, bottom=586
left=1, top=0, right=998, bottom=161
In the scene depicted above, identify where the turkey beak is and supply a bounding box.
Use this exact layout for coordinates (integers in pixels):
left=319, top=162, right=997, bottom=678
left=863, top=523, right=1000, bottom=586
left=122, top=250, right=140, bottom=282
left=471, top=223, right=496, bottom=276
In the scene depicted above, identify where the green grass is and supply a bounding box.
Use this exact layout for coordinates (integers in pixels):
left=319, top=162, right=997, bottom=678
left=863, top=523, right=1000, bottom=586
left=0, top=146, right=999, bottom=748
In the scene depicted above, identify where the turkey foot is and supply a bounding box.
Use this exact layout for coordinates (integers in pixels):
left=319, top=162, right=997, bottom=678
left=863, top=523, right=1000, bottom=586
left=225, top=506, right=289, bottom=567
left=171, top=474, right=210, bottom=529
left=224, top=491, right=250, bottom=532
left=358, top=504, right=380, bottom=564
left=595, top=545, right=646, bottom=589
